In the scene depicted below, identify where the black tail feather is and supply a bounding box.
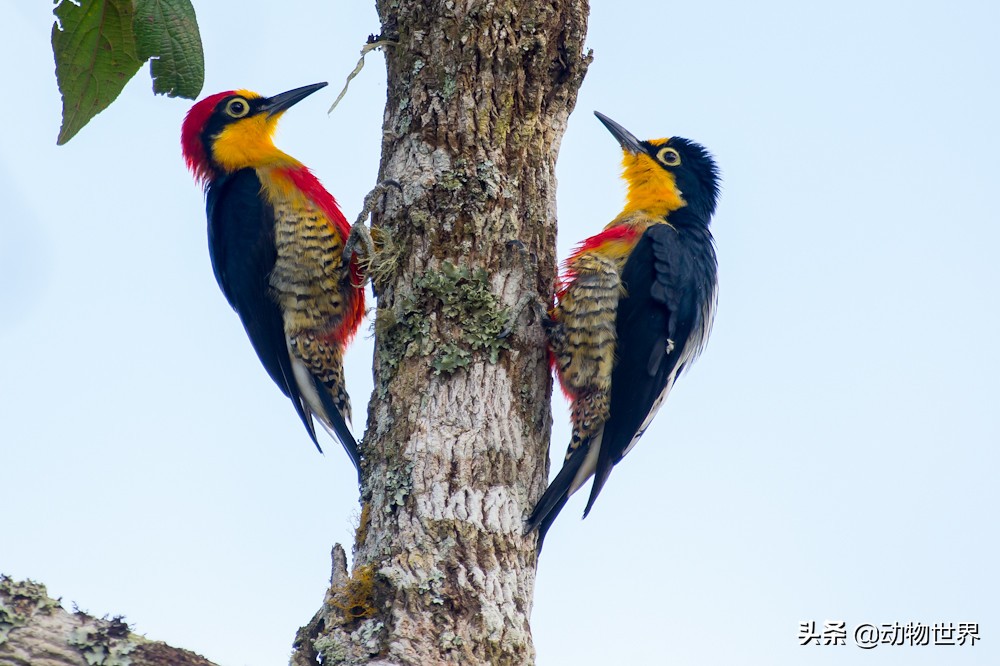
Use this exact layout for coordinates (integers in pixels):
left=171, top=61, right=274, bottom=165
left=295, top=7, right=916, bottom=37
left=311, top=375, right=362, bottom=481
left=530, top=493, right=571, bottom=554
left=525, top=453, right=586, bottom=553
left=582, top=461, right=613, bottom=519
left=291, top=396, right=323, bottom=454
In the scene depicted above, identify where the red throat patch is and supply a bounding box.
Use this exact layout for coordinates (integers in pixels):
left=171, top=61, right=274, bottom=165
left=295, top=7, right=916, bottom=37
left=557, top=225, right=639, bottom=298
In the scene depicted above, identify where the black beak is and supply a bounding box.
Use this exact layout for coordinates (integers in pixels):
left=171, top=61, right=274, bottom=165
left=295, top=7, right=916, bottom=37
left=594, top=111, right=644, bottom=155
left=260, top=82, right=328, bottom=116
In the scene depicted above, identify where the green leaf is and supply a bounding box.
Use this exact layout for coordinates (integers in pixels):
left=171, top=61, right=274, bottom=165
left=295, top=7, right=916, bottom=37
left=52, top=0, right=143, bottom=145
left=133, top=0, right=204, bottom=99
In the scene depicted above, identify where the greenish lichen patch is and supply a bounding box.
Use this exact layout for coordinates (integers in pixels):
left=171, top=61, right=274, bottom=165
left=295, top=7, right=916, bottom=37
left=0, top=576, right=62, bottom=645
left=0, top=576, right=57, bottom=610
left=431, top=342, right=472, bottom=374
left=439, top=169, right=465, bottom=191
left=68, top=617, right=135, bottom=666
left=383, top=462, right=415, bottom=513
left=355, top=619, right=385, bottom=655
left=440, top=630, right=465, bottom=650
left=314, top=618, right=385, bottom=664
left=493, top=91, right=515, bottom=144
left=407, top=209, right=431, bottom=229
left=312, top=634, right=348, bottom=664
left=476, top=160, right=501, bottom=199
left=377, top=261, right=512, bottom=388
left=441, top=74, right=457, bottom=100
left=0, top=598, right=22, bottom=645
left=416, top=568, right=446, bottom=605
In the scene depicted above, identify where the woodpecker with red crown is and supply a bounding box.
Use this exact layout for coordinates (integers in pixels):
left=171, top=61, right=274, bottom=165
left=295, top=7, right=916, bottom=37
left=526, top=112, right=720, bottom=550
left=181, top=82, right=365, bottom=472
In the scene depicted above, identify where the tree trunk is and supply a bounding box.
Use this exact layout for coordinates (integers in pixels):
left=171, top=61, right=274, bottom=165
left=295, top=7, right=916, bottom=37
left=291, top=1, right=590, bottom=664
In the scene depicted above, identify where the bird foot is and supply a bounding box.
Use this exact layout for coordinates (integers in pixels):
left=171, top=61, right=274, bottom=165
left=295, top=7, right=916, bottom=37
left=344, top=180, right=403, bottom=284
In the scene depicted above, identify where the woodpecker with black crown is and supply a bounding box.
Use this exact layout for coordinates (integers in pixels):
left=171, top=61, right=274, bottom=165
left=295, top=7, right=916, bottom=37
left=526, top=112, right=720, bottom=550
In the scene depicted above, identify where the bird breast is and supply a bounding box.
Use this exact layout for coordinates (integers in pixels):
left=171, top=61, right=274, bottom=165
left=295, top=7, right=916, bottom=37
left=269, top=199, right=349, bottom=335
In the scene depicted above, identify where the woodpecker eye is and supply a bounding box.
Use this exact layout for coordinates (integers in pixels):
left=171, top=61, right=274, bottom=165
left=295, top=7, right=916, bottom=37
left=225, top=98, right=250, bottom=118
left=656, top=147, right=681, bottom=167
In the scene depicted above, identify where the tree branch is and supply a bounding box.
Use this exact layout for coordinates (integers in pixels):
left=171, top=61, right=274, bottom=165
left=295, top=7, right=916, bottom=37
left=0, top=575, right=218, bottom=666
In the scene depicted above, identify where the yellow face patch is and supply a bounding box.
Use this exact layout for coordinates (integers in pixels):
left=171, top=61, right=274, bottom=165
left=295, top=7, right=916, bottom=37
left=618, top=149, right=685, bottom=217
left=211, top=114, right=287, bottom=172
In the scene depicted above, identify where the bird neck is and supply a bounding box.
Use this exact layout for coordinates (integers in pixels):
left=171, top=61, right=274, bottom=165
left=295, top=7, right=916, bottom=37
left=209, top=113, right=300, bottom=174
left=258, top=165, right=353, bottom=244
left=566, top=224, right=642, bottom=267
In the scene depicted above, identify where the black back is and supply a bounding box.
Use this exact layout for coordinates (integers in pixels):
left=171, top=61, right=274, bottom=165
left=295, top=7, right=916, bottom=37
left=206, top=169, right=321, bottom=448
left=585, top=221, right=717, bottom=515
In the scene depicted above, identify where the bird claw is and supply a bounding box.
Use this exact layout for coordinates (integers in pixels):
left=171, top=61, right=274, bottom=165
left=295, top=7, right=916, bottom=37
left=344, top=221, right=375, bottom=269
left=343, top=180, right=403, bottom=282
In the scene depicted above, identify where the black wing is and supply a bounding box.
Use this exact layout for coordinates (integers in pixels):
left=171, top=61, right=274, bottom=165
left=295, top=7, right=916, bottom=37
left=584, top=221, right=717, bottom=515
left=206, top=169, right=321, bottom=450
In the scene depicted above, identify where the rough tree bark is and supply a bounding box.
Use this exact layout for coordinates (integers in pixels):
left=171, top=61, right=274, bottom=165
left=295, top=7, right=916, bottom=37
left=291, top=1, right=591, bottom=664
left=0, top=576, right=218, bottom=666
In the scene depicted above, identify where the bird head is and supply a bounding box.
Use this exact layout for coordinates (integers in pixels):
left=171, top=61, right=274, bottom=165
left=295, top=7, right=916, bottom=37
left=595, top=111, right=720, bottom=222
left=181, top=82, right=328, bottom=185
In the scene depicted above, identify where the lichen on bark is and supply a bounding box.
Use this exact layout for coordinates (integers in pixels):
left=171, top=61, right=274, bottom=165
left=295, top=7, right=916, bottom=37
left=293, top=0, right=592, bottom=664
left=0, top=575, right=219, bottom=666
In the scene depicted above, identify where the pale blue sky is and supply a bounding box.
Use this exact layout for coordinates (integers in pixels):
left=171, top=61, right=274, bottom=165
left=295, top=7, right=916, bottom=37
left=2, top=1, right=997, bottom=664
